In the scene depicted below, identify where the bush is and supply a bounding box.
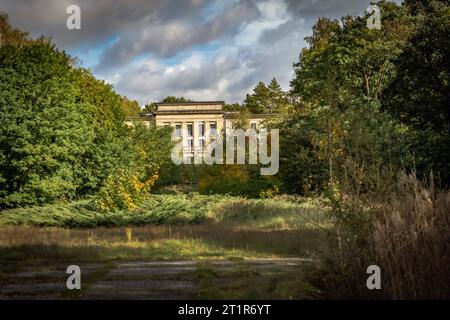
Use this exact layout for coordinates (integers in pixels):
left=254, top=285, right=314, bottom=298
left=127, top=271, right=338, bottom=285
left=96, top=169, right=158, bottom=211
left=198, top=164, right=277, bottom=198
left=0, top=193, right=325, bottom=228
left=95, top=124, right=173, bottom=210
left=309, top=173, right=450, bottom=299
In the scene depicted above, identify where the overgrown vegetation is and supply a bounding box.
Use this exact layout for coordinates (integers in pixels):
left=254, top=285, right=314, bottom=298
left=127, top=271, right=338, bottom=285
left=0, top=13, right=174, bottom=209
left=0, top=194, right=328, bottom=265
left=283, top=1, right=450, bottom=299
left=1, top=0, right=449, bottom=300
left=0, top=193, right=326, bottom=228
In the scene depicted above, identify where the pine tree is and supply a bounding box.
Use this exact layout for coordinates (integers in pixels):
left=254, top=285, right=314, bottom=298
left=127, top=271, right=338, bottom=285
left=244, top=81, right=271, bottom=113
left=267, top=78, right=286, bottom=113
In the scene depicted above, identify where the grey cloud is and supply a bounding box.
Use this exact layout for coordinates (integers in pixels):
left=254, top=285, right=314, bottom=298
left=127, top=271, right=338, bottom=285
left=111, top=16, right=309, bottom=105
left=95, top=0, right=260, bottom=71
left=1, top=0, right=209, bottom=48
left=284, top=0, right=379, bottom=19
left=115, top=54, right=240, bottom=100
left=1, top=0, right=391, bottom=104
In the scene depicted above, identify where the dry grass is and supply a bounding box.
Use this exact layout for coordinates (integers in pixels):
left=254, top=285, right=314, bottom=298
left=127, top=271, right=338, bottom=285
left=0, top=193, right=330, bottom=300
left=372, top=177, right=450, bottom=299
left=0, top=211, right=328, bottom=265
left=311, top=173, right=450, bottom=299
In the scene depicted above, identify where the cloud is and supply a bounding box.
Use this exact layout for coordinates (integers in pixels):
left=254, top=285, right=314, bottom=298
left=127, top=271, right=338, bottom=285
left=1, top=0, right=211, bottom=48
left=108, top=0, right=308, bottom=104
left=95, top=0, right=260, bottom=71
left=1, top=0, right=395, bottom=104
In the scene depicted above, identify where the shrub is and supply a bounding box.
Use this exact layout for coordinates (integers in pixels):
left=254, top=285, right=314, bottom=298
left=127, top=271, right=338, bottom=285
left=310, top=173, right=450, bottom=299
left=96, top=168, right=158, bottom=211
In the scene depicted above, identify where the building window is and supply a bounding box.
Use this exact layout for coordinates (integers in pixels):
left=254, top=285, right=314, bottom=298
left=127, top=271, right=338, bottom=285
left=198, top=122, right=205, bottom=137
left=175, top=123, right=182, bottom=137
left=163, top=122, right=171, bottom=127
left=199, top=138, right=205, bottom=151
left=209, top=121, right=217, bottom=133
left=187, top=123, right=193, bottom=137
left=251, top=122, right=257, bottom=130
left=187, top=139, right=193, bottom=153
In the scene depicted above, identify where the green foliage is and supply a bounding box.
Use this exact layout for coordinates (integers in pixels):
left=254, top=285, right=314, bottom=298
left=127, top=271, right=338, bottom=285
left=0, top=12, right=31, bottom=47
left=198, top=164, right=277, bottom=198
left=286, top=1, right=450, bottom=299
left=244, top=78, right=288, bottom=114
left=121, top=97, right=141, bottom=117
left=224, top=103, right=243, bottom=111
left=278, top=107, right=329, bottom=195
left=228, top=108, right=251, bottom=129
left=160, top=96, right=192, bottom=103
left=284, top=2, right=417, bottom=196
left=0, top=16, right=174, bottom=208
left=143, top=96, right=192, bottom=112
left=0, top=43, right=96, bottom=207
left=96, top=168, right=158, bottom=211
left=291, top=3, right=414, bottom=108
left=73, top=68, right=126, bottom=132
left=0, top=193, right=324, bottom=228
left=96, top=124, right=174, bottom=210
left=384, top=1, right=450, bottom=185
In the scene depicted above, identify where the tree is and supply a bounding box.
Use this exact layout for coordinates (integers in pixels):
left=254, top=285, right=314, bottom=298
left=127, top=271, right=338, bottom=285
left=97, top=123, right=174, bottom=210
left=278, top=107, right=329, bottom=195
left=244, top=81, right=271, bottom=114
left=143, top=102, right=157, bottom=112
left=0, top=16, right=175, bottom=209
left=121, top=97, right=141, bottom=117
left=337, top=2, right=415, bottom=102
left=383, top=1, right=450, bottom=185
left=161, top=96, right=192, bottom=103
left=0, top=12, right=30, bottom=47
left=267, top=78, right=288, bottom=113
left=224, top=103, right=242, bottom=111
left=291, top=17, right=343, bottom=185
left=404, top=0, right=449, bottom=15
left=244, top=79, right=287, bottom=114
left=0, top=43, right=96, bottom=206
left=229, top=108, right=251, bottom=129
left=289, top=3, right=415, bottom=187
left=143, top=96, right=192, bottom=112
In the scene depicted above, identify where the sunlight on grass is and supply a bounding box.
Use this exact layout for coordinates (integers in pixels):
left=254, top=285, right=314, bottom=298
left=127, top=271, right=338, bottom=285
left=0, top=194, right=330, bottom=263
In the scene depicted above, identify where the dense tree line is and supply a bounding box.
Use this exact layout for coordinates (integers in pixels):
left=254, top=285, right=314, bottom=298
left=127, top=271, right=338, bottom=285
left=277, top=0, right=450, bottom=195
left=0, top=13, right=172, bottom=209
left=275, top=0, right=450, bottom=299
left=1, top=0, right=449, bottom=207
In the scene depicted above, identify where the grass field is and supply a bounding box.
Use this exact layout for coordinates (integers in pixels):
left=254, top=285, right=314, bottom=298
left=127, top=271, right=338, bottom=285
left=0, top=194, right=330, bottom=263
left=0, top=193, right=330, bottom=299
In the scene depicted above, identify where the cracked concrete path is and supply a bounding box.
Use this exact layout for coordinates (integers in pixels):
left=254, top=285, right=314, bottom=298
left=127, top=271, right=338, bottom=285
left=0, top=258, right=311, bottom=300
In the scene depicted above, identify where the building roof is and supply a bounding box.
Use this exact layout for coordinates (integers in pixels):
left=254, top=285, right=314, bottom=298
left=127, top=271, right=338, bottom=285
left=223, top=112, right=279, bottom=119
left=154, top=110, right=224, bottom=115
left=155, top=101, right=225, bottom=107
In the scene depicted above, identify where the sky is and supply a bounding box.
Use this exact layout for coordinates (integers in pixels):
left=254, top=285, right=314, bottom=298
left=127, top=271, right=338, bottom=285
left=0, top=0, right=398, bottom=105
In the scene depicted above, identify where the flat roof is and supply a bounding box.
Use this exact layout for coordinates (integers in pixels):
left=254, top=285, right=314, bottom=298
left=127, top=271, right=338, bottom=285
left=223, top=112, right=279, bottom=119
left=155, top=101, right=225, bottom=106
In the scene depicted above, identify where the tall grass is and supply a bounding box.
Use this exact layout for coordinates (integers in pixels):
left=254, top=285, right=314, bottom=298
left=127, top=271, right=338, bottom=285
left=0, top=194, right=328, bottom=263
left=0, top=194, right=234, bottom=227
left=372, top=176, right=450, bottom=299
left=311, top=173, right=450, bottom=299
left=0, top=193, right=327, bottom=229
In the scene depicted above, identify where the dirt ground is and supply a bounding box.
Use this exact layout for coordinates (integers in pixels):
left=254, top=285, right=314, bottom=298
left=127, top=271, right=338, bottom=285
left=0, top=258, right=312, bottom=300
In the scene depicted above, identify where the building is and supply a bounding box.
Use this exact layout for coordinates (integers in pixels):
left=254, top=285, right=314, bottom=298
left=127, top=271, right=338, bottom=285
left=125, top=101, right=272, bottom=158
